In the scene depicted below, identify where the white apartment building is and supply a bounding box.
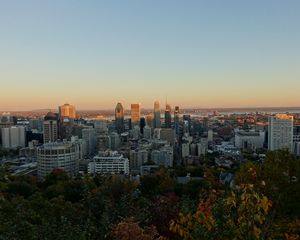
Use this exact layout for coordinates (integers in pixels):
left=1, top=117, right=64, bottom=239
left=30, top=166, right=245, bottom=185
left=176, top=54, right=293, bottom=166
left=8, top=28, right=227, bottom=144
left=88, top=151, right=129, bottom=175
left=268, top=114, right=293, bottom=152
left=1, top=126, right=25, bottom=149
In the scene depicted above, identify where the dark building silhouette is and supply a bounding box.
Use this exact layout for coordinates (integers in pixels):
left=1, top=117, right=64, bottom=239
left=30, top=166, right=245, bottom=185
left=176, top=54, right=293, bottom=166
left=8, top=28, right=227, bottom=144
left=165, top=104, right=172, bottom=128
left=115, top=102, right=125, bottom=133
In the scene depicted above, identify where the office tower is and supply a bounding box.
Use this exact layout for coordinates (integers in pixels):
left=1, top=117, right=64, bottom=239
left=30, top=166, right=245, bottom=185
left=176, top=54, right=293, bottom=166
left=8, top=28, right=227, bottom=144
left=37, top=142, right=80, bottom=178
left=131, top=103, right=140, bottom=126
left=183, top=115, right=191, bottom=134
left=151, top=146, right=173, bottom=168
left=164, top=103, right=172, bottom=128
left=59, top=103, right=76, bottom=119
left=143, top=126, right=152, bottom=139
left=146, top=113, right=154, bottom=128
left=140, top=117, right=146, bottom=134
left=82, top=128, right=97, bottom=156
left=174, top=106, right=180, bottom=135
left=94, top=120, right=108, bottom=134
left=43, top=112, right=58, bottom=143
left=153, top=101, right=161, bottom=128
left=1, top=126, right=25, bottom=149
left=29, top=118, right=43, bottom=132
left=115, top=102, right=124, bottom=133
left=108, top=132, right=121, bottom=150
left=160, top=128, right=175, bottom=146
left=268, top=114, right=293, bottom=151
left=59, top=118, right=74, bottom=140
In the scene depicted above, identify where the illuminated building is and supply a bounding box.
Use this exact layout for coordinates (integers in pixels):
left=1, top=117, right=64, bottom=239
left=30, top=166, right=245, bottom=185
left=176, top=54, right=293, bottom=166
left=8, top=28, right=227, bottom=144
left=115, top=102, right=124, bottom=133
left=268, top=114, right=293, bottom=151
left=131, top=103, right=140, bottom=126
left=59, top=103, right=76, bottom=119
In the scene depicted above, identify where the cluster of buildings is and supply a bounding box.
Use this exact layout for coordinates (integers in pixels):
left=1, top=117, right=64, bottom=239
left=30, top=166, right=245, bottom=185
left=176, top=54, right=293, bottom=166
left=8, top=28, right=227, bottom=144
left=1, top=101, right=299, bottom=179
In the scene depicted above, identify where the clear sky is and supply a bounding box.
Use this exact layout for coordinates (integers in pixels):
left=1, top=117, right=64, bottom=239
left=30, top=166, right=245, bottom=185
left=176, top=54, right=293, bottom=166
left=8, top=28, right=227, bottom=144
left=0, top=0, right=300, bottom=110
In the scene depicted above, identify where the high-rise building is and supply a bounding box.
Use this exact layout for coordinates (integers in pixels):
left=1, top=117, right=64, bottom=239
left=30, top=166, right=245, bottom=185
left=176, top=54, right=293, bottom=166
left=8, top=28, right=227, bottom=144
left=153, top=101, right=161, bottom=128
left=183, top=115, right=191, bottom=135
left=131, top=103, right=140, bottom=126
left=82, top=128, right=97, bottom=156
left=43, top=112, right=58, bottom=143
left=94, top=120, right=108, bottom=134
left=59, top=103, right=76, bottom=119
left=140, top=117, right=146, bottom=134
left=151, top=146, right=173, bottom=167
left=146, top=113, right=154, bottom=128
left=160, top=128, right=175, bottom=146
left=115, top=102, right=124, bottom=133
left=268, top=114, right=293, bottom=152
left=1, top=126, right=26, bottom=149
left=174, top=106, right=180, bottom=136
left=165, top=104, right=172, bottom=128
left=37, top=142, right=81, bottom=178
left=29, top=118, right=43, bottom=132
left=130, top=149, right=148, bottom=172
left=143, top=126, right=152, bottom=139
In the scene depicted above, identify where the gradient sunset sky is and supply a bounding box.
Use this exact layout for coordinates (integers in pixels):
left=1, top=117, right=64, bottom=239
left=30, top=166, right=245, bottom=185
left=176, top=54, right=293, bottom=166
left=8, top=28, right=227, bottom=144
left=0, top=0, right=300, bottom=111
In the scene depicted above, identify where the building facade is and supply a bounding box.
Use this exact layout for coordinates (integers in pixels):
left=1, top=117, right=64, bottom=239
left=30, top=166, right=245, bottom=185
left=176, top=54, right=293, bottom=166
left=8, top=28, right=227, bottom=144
left=131, top=103, right=141, bottom=127
left=43, top=112, right=58, bottom=143
left=115, top=102, right=124, bottom=133
left=59, top=103, right=76, bottom=119
left=153, top=101, right=161, bottom=128
left=88, top=151, right=129, bottom=175
left=268, top=114, right=293, bottom=151
left=1, top=126, right=25, bottom=149
left=37, top=142, right=80, bottom=178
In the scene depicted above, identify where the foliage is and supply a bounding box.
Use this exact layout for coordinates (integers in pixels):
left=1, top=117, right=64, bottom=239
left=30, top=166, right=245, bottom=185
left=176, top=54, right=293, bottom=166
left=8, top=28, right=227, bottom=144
left=0, top=151, right=299, bottom=239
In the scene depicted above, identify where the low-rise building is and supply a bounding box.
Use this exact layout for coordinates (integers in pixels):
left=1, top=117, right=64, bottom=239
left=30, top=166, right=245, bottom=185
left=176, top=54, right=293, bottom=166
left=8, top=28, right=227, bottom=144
left=235, top=129, right=265, bottom=150
left=88, top=151, right=129, bottom=175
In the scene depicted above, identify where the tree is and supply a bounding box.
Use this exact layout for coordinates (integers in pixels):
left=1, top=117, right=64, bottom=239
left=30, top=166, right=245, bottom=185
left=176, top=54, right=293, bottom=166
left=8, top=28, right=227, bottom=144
left=112, top=218, right=165, bottom=240
left=170, top=184, right=273, bottom=240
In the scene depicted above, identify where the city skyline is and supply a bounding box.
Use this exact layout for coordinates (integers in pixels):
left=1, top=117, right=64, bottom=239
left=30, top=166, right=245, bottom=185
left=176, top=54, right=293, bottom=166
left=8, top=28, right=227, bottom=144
left=1, top=1, right=300, bottom=110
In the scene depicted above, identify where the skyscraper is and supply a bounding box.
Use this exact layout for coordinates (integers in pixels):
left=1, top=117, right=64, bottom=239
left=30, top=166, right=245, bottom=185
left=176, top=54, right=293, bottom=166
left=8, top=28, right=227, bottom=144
left=115, top=102, right=124, bottom=133
left=43, top=112, right=58, bottom=143
left=174, top=106, right=180, bottom=135
left=153, top=101, right=161, bottom=128
left=165, top=103, right=172, bottom=128
left=59, top=103, right=76, bottom=119
left=146, top=113, right=154, bottom=128
left=131, top=103, right=140, bottom=126
left=140, top=117, right=146, bottom=134
left=82, top=128, right=97, bottom=156
left=268, top=114, right=293, bottom=152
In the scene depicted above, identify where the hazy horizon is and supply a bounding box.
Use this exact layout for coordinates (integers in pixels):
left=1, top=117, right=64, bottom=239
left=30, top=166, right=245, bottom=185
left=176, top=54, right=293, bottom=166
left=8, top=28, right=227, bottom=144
left=2, top=105, right=300, bottom=113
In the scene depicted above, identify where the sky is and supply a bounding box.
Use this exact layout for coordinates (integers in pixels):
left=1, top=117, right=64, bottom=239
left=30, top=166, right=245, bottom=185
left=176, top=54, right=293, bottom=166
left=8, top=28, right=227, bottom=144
left=0, top=0, right=300, bottom=111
